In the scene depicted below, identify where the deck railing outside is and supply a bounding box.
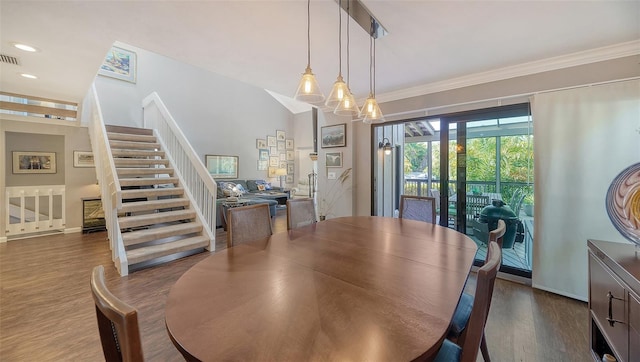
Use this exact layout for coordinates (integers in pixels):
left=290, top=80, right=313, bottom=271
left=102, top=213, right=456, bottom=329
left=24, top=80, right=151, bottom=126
left=404, top=178, right=533, bottom=206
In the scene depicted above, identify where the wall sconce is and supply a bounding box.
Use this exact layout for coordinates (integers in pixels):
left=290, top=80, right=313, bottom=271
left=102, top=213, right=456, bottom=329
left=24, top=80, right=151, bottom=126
left=378, top=138, right=392, bottom=155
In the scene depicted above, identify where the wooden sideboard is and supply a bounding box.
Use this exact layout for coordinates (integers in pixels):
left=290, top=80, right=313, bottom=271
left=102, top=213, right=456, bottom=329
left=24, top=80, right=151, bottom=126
left=588, top=240, right=640, bottom=362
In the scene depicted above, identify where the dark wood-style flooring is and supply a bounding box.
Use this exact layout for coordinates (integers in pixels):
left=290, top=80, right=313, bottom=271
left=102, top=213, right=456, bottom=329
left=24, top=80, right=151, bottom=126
left=0, top=210, right=590, bottom=361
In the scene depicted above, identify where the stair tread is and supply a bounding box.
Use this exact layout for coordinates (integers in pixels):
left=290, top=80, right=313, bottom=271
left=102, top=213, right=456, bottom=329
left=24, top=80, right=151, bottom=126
left=122, top=222, right=203, bottom=246
left=126, top=235, right=209, bottom=264
left=105, top=125, right=153, bottom=135
left=107, top=132, right=157, bottom=143
left=113, top=158, right=170, bottom=166
left=119, top=209, right=196, bottom=228
left=119, top=177, right=179, bottom=186
left=121, top=187, right=184, bottom=199
left=111, top=149, right=164, bottom=156
left=117, top=168, right=174, bottom=175
left=120, top=198, right=189, bottom=213
left=109, top=140, right=162, bottom=150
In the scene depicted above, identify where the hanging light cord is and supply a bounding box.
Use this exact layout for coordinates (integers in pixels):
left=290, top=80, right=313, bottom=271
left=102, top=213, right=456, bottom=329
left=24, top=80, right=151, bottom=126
left=346, top=1, right=350, bottom=86
left=369, top=29, right=373, bottom=95
left=373, top=35, right=376, bottom=97
left=306, top=0, right=311, bottom=68
left=338, top=0, right=342, bottom=77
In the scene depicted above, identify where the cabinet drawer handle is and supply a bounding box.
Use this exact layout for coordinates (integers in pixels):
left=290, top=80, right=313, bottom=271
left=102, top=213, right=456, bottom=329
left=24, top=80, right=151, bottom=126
left=607, top=291, right=625, bottom=326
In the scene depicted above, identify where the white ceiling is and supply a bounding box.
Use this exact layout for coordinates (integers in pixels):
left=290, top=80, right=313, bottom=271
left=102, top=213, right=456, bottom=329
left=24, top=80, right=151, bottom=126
left=1, top=1, right=639, bottom=113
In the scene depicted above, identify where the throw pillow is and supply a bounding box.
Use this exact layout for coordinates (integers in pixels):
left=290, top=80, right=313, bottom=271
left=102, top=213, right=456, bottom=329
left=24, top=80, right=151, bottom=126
left=235, top=184, right=246, bottom=195
left=257, top=184, right=266, bottom=191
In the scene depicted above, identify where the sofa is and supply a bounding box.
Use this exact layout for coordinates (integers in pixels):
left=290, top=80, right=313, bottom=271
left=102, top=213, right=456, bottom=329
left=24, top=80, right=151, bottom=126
left=215, top=179, right=288, bottom=228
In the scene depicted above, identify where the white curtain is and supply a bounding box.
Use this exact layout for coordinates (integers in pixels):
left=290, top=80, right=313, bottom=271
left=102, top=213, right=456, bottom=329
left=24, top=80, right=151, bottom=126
left=532, top=79, right=640, bottom=301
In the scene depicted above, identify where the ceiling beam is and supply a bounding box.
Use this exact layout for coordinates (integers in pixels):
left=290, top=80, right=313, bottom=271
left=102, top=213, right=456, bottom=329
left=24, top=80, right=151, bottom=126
left=335, top=0, right=388, bottom=39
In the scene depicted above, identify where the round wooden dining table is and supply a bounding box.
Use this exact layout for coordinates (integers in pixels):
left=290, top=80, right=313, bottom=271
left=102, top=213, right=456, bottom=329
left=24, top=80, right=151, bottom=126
left=165, top=216, right=477, bottom=361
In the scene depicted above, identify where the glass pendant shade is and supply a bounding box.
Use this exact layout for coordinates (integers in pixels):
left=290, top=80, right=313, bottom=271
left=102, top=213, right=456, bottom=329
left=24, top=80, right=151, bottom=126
left=325, top=75, right=349, bottom=108
left=359, top=94, right=384, bottom=123
left=294, top=65, right=325, bottom=104
left=334, top=88, right=360, bottom=116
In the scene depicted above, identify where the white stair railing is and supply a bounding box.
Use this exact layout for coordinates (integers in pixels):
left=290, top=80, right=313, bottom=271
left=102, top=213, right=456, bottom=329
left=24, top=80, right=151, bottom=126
left=5, top=185, right=65, bottom=236
left=86, top=84, right=128, bottom=275
left=142, top=92, right=216, bottom=249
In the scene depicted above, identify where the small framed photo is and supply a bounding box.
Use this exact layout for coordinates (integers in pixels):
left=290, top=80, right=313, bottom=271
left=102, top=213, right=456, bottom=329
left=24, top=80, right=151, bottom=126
left=287, top=163, right=294, bottom=174
left=205, top=154, right=238, bottom=179
left=286, top=139, right=294, bottom=150
left=277, top=141, right=285, bottom=151
left=74, top=151, right=95, bottom=168
left=257, top=160, right=268, bottom=171
left=321, top=123, right=346, bottom=148
left=326, top=151, right=342, bottom=168
left=270, top=146, right=278, bottom=155
left=279, top=161, right=288, bottom=169
left=12, top=151, right=56, bottom=174
left=286, top=150, right=295, bottom=161
left=286, top=175, right=294, bottom=184
left=98, top=46, right=137, bottom=83
left=268, top=167, right=277, bottom=178
left=269, top=156, right=279, bottom=167
left=258, top=149, right=269, bottom=161
left=256, top=139, right=267, bottom=149
left=267, top=136, right=277, bottom=147
left=276, top=130, right=286, bottom=141
left=279, top=153, right=287, bottom=161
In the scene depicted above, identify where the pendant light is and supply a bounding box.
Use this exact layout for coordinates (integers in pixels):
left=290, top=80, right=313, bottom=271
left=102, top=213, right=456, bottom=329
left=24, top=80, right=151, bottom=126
left=359, top=24, right=384, bottom=124
left=325, top=0, right=349, bottom=108
left=334, top=1, right=360, bottom=117
left=294, top=0, right=325, bottom=104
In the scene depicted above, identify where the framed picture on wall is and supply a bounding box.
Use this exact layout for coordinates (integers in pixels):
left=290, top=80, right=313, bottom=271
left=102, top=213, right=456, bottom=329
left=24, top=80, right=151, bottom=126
left=326, top=152, right=342, bottom=168
left=269, top=146, right=278, bottom=155
left=269, top=156, right=279, bottom=167
left=277, top=141, right=285, bottom=151
left=12, top=151, right=57, bottom=174
left=97, top=46, right=137, bottom=83
left=286, top=139, right=294, bottom=150
left=286, top=150, right=294, bottom=161
left=256, top=139, right=267, bottom=149
left=267, top=136, right=277, bottom=147
left=279, top=153, right=286, bottom=161
left=257, top=160, right=268, bottom=171
left=321, top=124, right=346, bottom=148
left=287, top=163, right=294, bottom=174
left=258, top=149, right=269, bottom=161
left=286, top=175, right=294, bottom=184
left=73, top=151, right=95, bottom=167
left=205, top=154, right=238, bottom=179
left=276, top=130, right=286, bottom=141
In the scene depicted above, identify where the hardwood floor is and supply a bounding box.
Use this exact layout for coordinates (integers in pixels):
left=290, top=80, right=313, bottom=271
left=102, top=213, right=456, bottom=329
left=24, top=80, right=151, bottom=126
left=0, top=209, right=589, bottom=361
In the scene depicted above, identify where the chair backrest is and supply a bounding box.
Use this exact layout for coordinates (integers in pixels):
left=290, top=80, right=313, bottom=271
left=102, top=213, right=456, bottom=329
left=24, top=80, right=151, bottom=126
left=90, top=265, right=143, bottom=362
left=399, top=195, right=436, bottom=224
left=465, top=195, right=490, bottom=222
left=227, top=203, right=272, bottom=247
left=511, top=192, right=526, bottom=217
left=286, top=198, right=317, bottom=230
left=430, top=189, right=441, bottom=210
left=488, top=219, right=507, bottom=249
left=459, top=242, right=502, bottom=362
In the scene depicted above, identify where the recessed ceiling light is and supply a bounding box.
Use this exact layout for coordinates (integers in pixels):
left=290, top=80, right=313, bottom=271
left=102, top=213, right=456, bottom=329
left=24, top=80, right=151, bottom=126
left=20, top=73, right=37, bottom=79
left=13, top=43, right=37, bottom=52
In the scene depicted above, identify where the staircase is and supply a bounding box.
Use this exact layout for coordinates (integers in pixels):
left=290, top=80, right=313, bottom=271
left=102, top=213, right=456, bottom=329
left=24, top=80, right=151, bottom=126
left=106, top=125, right=210, bottom=270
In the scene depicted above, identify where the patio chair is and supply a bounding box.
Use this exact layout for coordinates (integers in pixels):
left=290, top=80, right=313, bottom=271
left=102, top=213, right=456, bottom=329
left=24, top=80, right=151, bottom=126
left=437, top=242, right=502, bottom=362
left=399, top=195, right=436, bottom=224
left=90, top=265, right=143, bottom=362
left=286, top=198, right=316, bottom=230
left=227, top=203, right=272, bottom=247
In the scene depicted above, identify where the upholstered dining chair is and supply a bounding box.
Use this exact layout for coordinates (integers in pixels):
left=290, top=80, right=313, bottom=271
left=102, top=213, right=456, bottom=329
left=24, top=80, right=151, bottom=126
left=434, top=242, right=502, bottom=362
left=90, top=265, right=143, bottom=362
left=399, top=195, right=437, bottom=224
left=286, top=198, right=317, bottom=230
left=446, top=220, right=505, bottom=362
left=227, top=203, right=272, bottom=247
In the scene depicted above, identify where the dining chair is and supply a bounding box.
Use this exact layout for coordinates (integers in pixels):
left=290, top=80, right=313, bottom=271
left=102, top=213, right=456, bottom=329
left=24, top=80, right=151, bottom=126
left=399, top=195, right=437, bottom=224
left=90, top=265, right=144, bottom=362
left=227, top=203, right=272, bottom=247
left=286, top=198, right=316, bottom=230
left=489, top=219, right=507, bottom=250
left=435, top=242, right=502, bottom=362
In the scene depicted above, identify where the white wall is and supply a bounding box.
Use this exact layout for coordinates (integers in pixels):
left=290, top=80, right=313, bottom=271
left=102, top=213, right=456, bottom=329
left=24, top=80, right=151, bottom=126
left=94, top=43, right=296, bottom=182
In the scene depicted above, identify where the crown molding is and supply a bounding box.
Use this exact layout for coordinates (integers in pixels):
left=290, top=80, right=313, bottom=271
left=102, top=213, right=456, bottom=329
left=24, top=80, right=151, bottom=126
left=377, top=40, right=640, bottom=104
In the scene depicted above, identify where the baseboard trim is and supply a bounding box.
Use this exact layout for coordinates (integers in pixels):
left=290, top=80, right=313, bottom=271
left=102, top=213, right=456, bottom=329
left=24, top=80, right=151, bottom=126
left=0, top=236, right=7, bottom=243
left=532, top=283, right=588, bottom=302
left=64, top=227, right=81, bottom=234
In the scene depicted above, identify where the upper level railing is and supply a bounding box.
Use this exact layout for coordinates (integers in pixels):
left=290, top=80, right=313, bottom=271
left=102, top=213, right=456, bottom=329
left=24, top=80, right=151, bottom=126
left=86, top=84, right=127, bottom=274
left=0, top=91, right=78, bottom=122
left=142, top=92, right=217, bottom=249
